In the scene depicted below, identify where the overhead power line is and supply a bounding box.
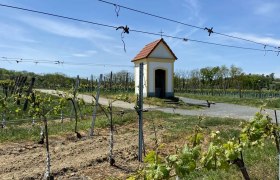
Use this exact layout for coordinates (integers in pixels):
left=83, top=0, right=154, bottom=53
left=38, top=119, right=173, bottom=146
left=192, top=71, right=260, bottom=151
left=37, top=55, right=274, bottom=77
left=0, top=57, right=134, bottom=68
left=0, top=3, right=117, bottom=29
left=97, top=0, right=280, bottom=50
left=129, top=29, right=278, bottom=53
left=0, top=3, right=279, bottom=54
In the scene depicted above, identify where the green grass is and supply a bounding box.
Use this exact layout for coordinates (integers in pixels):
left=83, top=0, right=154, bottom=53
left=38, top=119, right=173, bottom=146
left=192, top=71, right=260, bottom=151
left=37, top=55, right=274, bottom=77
left=149, top=114, right=277, bottom=179
left=177, top=92, right=280, bottom=109
left=0, top=107, right=138, bottom=142
left=0, top=109, right=240, bottom=143
left=159, top=115, right=243, bottom=143
left=86, top=91, right=202, bottom=110
left=187, top=141, right=277, bottom=180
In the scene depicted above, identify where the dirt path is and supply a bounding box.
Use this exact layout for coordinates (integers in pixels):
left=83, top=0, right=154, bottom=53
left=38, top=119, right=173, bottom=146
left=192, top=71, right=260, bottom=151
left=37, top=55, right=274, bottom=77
left=38, top=89, right=280, bottom=121
left=0, top=121, right=157, bottom=179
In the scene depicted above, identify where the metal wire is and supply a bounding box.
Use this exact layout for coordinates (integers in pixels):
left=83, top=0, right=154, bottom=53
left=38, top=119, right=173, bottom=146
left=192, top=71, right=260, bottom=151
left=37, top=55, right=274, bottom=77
left=97, top=0, right=280, bottom=50
left=0, top=3, right=278, bottom=53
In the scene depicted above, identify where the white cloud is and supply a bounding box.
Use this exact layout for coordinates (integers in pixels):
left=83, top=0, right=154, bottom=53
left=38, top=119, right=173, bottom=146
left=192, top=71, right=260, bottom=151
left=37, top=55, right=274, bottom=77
left=183, top=0, right=200, bottom=17
left=167, top=0, right=205, bottom=48
left=72, top=50, right=97, bottom=57
left=19, top=16, right=112, bottom=40
left=167, top=18, right=205, bottom=48
left=254, top=2, right=279, bottom=15
left=227, top=32, right=280, bottom=47
left=0, top=22, right=36, bottom=43
left=72, top=54, right=88, bottom=57
left=100, top=45, right=122, bottom=56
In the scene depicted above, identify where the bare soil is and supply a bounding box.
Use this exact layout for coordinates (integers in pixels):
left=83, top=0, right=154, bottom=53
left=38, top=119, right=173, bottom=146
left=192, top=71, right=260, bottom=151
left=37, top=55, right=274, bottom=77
left=0, top=121, right=166, bottom=180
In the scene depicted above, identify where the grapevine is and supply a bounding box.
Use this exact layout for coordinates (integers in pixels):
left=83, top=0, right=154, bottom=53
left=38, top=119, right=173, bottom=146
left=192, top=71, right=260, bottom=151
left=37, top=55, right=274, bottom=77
left=131, top=110, right=279, bottom=180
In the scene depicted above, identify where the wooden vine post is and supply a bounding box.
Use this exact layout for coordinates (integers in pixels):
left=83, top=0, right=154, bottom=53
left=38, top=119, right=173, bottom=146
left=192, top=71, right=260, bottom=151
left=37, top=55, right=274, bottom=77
left=109, top=71, right=113, bottom=91
left=43, top=115, right=52, bottom=179
left=1, top=112, right=6, bottom=128
left=274, top=110, right=280, bottom=179
left=89, top=74, right=103, bottom=136
left=11, top=76, right=19, bottom=94
left=109, top=102, right=114, bottom=165
left=60, top=109, right=63, bottom=123
left=138, top=62, right=144, bottom=162
left=125, top=72, right=128, bottom=91
left=90, top=74, right=94, bottom=92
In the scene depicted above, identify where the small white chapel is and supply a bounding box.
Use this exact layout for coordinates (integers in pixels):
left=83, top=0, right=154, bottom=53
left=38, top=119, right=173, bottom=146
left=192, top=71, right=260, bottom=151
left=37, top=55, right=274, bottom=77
left=132, top=38, right=177, bottom=98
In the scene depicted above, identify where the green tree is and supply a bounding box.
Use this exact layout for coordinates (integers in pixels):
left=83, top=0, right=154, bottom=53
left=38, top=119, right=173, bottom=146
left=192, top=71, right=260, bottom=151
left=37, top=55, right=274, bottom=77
left=200, top=66, right=220, bottom=95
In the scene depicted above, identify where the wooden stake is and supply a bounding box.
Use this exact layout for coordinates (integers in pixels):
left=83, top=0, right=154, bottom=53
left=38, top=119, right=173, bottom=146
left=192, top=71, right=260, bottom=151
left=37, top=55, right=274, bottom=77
left=138, top=63, right=144, bottom=162
left=109, top=103, right=115, bottom=166
left=43, top=116, right=52, bottom=179
left=110, top=71, right=113, bottom=91
left=89, top=74, right=103, bottom=136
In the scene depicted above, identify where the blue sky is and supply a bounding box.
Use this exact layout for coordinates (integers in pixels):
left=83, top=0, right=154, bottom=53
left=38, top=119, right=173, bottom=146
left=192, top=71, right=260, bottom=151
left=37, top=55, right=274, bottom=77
left=0, top=0, right=280, bottom=78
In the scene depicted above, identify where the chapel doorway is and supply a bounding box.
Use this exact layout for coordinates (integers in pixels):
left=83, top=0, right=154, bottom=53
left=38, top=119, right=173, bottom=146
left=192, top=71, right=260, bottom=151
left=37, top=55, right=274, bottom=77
left=155, top=69, right=166, bottom=98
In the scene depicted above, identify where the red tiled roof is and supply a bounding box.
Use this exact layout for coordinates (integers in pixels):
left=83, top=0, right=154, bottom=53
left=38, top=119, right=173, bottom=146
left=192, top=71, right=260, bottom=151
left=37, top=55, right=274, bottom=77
left=131, top=38, right=177, bottom=62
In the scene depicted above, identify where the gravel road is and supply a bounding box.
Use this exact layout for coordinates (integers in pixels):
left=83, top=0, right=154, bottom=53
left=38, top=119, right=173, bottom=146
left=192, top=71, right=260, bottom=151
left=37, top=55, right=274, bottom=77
left=38, top=89, right=280, bottom=121
left=177, top=97, right=279, bottom=121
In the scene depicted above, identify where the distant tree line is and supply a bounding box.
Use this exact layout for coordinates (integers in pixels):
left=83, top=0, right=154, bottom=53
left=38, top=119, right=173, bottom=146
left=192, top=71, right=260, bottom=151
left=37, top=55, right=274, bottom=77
left=174, top=65, right=280, bottom=97
left=1, top=66, right=280, bottom=97
left=0, top=68, right=134, bottom=92
left=0, top=68, right=74, bottom=89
